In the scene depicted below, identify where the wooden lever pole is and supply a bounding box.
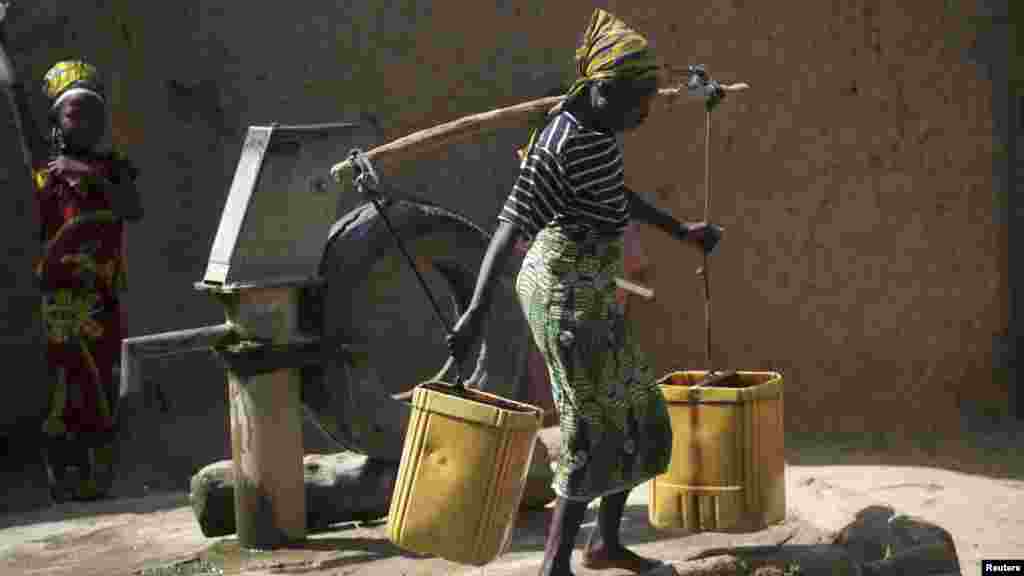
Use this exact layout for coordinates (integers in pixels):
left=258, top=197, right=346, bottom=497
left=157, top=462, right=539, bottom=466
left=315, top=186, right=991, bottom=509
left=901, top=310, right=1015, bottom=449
left=331, top=83, right=750, bottom=183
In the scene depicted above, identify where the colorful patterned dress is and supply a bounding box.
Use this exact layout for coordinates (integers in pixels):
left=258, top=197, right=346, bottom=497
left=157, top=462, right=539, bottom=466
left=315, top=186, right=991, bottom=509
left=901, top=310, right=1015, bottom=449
left=499, top=111, right=672, bottom=501
left=33, top=153, right=137, bottom=500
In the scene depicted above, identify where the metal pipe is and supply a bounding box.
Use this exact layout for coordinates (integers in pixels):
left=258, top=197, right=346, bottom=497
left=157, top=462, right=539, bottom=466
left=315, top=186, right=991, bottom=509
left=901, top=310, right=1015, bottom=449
left=120, top=323, right=233, bottom=397
left=271, top=122, right=363, bottom=136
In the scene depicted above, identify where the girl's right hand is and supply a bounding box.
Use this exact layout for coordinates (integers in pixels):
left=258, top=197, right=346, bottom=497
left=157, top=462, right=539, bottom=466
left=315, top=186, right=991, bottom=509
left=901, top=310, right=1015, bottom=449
left=48, top=156, right=96, bottom=178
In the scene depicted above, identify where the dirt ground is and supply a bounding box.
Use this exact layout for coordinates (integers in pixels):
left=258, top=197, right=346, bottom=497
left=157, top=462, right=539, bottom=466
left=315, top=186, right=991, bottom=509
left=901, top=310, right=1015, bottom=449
left=1, top=420, right=1022, bottom=576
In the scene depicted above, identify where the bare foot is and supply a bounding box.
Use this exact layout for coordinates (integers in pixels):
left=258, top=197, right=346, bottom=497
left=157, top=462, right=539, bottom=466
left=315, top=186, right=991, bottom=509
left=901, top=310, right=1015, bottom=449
left=581, top=543, right=663, bottom=573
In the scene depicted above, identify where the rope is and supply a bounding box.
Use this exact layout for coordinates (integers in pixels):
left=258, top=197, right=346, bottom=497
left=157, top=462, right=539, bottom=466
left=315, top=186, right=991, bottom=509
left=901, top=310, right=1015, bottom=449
left=350, top=150, right=463, bottom=387
left=702, top=109, right=713, bottom=369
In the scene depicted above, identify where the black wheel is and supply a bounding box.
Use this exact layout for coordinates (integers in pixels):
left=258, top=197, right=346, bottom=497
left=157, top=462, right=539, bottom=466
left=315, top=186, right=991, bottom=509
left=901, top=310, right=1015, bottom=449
left=310, top=197, right=531, bottom=461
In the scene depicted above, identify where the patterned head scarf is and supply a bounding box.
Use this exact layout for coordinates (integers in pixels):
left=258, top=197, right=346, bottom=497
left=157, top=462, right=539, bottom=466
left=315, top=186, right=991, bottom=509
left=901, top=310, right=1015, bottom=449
left=518, top=9, right=659, bottom=161
left=42, top=60, right=105, bottom=111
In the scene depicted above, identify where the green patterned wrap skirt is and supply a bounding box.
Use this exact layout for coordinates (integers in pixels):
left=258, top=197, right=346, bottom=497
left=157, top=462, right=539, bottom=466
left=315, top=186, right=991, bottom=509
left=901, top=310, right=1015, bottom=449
left=516, top=225, right=673, bottom=502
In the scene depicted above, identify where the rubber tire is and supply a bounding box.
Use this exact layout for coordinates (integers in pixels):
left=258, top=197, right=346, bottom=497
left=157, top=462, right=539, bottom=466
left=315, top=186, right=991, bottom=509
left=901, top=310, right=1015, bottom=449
left=312, top=196, right=531, bottom=462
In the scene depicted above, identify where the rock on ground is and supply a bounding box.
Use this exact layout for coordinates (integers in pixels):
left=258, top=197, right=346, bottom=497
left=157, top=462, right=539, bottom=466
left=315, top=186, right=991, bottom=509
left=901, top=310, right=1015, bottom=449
left=671, top=503, right=961, bottom=576
left=835, top=505, right=960, bottom=575
left=189, top=452, right=396, bottom=537
left=189, top=439, right=556, bottom=537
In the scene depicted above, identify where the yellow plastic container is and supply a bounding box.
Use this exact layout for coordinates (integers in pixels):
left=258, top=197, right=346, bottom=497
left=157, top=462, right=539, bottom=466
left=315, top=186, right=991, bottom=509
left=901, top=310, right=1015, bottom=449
left=649, top=370, right=785, bottom=533
left=387, top=382, right=544, bottom=566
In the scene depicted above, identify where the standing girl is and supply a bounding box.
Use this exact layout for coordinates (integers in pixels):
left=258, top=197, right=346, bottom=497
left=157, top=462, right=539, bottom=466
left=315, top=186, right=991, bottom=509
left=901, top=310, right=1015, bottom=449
left=2, top=17, right=143, bottom=502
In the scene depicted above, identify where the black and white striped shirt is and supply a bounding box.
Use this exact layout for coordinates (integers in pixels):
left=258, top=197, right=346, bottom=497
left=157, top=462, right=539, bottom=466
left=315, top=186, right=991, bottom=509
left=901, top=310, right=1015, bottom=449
left=498, top=112, right=630, bottom=240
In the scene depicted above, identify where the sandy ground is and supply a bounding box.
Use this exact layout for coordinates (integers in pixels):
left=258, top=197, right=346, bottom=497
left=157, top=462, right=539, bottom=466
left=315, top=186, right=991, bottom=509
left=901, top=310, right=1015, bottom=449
left=1, top=457, right=1021, bottom=575
left=1, top=416, right=1021, bottom=575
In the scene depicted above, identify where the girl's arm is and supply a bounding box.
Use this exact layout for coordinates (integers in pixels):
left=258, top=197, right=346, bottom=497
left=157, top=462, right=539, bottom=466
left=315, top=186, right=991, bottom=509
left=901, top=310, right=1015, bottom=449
left=447, top=220, right=523, bottom=364
left=627, top=186, right=692, bottom=242
left=467, top=219, right=521, bottom=313
left=0, top=25, right=49, bottom=171
left=627, top=187, right=722, bottom=253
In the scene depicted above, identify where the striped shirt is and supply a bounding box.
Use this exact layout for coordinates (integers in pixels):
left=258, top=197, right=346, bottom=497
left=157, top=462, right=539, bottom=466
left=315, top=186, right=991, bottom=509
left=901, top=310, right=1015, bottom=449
left=498, top=112, right=630, bottom=240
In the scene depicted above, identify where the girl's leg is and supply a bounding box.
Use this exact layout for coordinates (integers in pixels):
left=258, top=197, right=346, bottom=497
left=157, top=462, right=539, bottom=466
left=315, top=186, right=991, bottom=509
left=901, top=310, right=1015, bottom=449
left=92, top=365, right=121, bottom=498
left=538, top=497, right=589, bottom=576
left=42, top=436, right=70, bottom=504
left=582, top=488, right=661, bottom=573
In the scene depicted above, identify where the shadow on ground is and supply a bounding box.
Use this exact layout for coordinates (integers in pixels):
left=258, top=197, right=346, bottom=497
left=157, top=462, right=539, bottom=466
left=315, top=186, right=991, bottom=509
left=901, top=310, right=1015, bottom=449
left=504, top=503, right=776, bottom=556
left=3, top=395, right=1021, bottom=541
left=196, top=530, right=426, bottom=574
left=683, top=543, right=852, bottom=575
left=0, top=489, right=190, bottom=531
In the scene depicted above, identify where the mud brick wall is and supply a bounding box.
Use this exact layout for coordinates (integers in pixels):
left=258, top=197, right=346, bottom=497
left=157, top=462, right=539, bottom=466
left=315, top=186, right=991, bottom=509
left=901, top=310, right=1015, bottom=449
left=0, top=1, right=1008, bottom=442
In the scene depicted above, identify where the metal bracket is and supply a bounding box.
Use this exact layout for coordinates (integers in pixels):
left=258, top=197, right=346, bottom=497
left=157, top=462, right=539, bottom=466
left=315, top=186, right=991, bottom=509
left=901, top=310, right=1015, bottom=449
left=686, top=64, right=725, bottom=111
left=348, top=148, right=380, bottom=197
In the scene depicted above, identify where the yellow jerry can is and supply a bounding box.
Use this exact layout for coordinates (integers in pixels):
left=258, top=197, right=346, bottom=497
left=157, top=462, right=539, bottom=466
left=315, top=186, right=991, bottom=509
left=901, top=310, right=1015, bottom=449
left=387, top=382, right=544, bottom=566
left=649, top=370, right=785, bottom=532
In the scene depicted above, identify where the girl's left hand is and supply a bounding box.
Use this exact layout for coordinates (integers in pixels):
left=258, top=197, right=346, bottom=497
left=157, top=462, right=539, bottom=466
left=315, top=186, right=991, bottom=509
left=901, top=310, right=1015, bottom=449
left=48, top=156, right=96, bottom=178
left=446, top=305, right=485, bottom=370
left=686, top=222, right=725, bottom=254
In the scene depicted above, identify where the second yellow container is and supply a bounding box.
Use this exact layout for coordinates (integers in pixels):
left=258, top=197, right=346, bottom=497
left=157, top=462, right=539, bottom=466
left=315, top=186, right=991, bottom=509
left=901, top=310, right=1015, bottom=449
left=649, top=370, right=785, bottom=533
left=387, top=382, right=544, bottom=566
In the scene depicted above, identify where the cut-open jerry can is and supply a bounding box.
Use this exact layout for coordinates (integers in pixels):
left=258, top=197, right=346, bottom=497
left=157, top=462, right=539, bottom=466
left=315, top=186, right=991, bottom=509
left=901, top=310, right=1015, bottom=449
left=649, top=370, right=785, bottom=532
left=387, top=382, right=544, bottom=566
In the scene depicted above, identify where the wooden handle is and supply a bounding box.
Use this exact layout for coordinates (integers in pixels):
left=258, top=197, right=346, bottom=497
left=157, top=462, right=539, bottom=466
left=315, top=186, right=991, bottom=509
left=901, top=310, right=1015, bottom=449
left=330, top=82, right=749, bottom=183
left=331, top=95, right=562, bottom=184
left=721, top=82, right=750, bottom=93
left=693, top=369, right=738, bottom=389
left=614, top=277, right=655, bottom=300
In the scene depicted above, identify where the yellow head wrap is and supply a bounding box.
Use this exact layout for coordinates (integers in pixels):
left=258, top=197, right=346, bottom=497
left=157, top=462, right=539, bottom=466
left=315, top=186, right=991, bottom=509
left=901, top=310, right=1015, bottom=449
left=518, top=9, right=659, bottom=160
left=42, top=60, right=105, bottom=109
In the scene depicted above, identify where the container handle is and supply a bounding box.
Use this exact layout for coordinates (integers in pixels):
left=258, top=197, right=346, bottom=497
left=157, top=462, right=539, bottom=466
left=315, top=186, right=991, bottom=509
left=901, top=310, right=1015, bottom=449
left=656, top=369, right=737, bottom=390
left=427, top=355, right=462, bottom=388
left=391, top=355, right=469, bottom=403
